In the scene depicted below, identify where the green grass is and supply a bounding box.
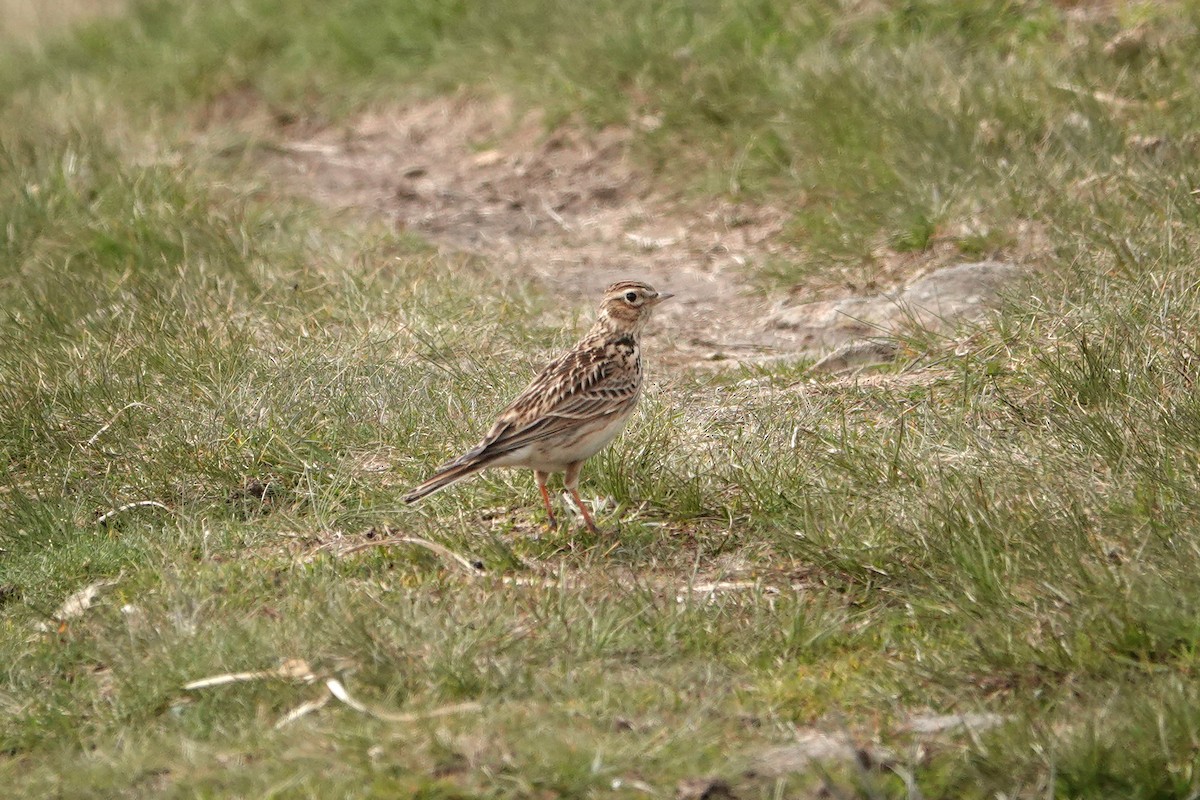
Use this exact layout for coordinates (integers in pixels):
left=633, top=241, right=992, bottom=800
left=9, top=0, right=1199, bottom=277
left=5, top=0, right=1200, bottom=797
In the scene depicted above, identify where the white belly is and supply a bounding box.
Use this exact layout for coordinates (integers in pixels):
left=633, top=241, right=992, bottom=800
left=492, top=410, right=633, bottom=473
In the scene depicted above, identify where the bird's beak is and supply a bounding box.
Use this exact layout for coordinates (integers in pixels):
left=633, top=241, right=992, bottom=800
left=652, top=292, right=675, bottom=305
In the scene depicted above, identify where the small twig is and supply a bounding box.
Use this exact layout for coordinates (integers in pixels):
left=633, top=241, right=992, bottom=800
left=325, top=678, right=482, bottom=724
left=1051, top=83, right=1146, bottom=110
left=625, top=232, right=679, bottom=250
left=501, top=574, right=567, bottom=589
left=677, top=580, right=779, bottom=604
left=688, top=580, right=766, bottom=594
left=328, top=536, right=482, bottom=575
left=86, top=402, right=153, bottom=447
left=275, top=694, right=332, bottom=729
left=278, top=141, right=342, bottom=156
left=34, top=577, right=122, bottom=631
left=95, top=500, right=170, bottom=526
left=183, top=658, right=318, bottom=691
left=59, top=578, right=121, bottom=618
left=183, top=659, right=482, bottom=730
left=541, top=198, right=572, bottom=231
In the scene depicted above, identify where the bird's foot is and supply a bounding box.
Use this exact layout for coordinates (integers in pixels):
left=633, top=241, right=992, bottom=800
left=567, top=488, right=604, bottom=535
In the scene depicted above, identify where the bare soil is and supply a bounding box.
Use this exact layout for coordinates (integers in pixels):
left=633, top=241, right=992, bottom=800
left=246, top=93, right=831, bottom=367
left=235, top=92, right=1027, bottom=370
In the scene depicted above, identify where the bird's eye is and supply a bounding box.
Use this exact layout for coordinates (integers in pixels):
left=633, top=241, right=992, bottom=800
left=625, top=291, right=638, bottom=303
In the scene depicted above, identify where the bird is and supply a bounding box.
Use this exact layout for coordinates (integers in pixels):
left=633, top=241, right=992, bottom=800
left=402, top=280, right=673, bottom=533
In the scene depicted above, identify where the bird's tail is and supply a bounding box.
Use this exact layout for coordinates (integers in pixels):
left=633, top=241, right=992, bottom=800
left=402, top=457, right=487, bottom=504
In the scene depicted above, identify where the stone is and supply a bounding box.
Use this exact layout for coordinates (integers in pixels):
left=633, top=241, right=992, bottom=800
left=902, top=712, right=1010, bottom=735
left=767, top=261, right=1020, bottom=351
left=748, top=730, right=892, bottom=777
left=808, top=340, right=900, bottom=374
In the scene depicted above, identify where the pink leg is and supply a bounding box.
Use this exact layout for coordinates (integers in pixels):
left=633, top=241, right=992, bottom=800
left=535, top=471, right=558, bottom=528
left=564, top=462, right=601, bottom=534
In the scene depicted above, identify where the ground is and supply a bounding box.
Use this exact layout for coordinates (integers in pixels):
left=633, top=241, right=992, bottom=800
left=241, top=92, right=813, bottom=366
left=242, top=91, right=1030, bottom=366
left=4, top=2, right=1200, bottom=798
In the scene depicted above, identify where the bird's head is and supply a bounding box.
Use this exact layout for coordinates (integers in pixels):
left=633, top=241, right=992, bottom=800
left=595, top=281, right=674, bottom=335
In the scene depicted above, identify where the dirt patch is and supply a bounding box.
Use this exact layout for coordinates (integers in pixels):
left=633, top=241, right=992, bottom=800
left=243, top=92, right=1020, bottom=368
left=247, top=93, right=827, bottom=366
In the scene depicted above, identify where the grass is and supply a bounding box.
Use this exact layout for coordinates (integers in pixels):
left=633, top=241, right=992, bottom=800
left=5, top=0, right=1200, bottom=797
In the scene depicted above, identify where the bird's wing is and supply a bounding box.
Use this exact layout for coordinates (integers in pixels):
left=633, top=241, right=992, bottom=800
left=452, top=341, right=640, bottom=465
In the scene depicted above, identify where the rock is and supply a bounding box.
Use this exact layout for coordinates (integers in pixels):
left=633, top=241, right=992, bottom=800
left=767, top=261, right=1020, bottom=351
left=808, top=340, right=899, bottom=374
left=748, top=730, right=892, bottom=777
left=900, top=261, right=1019, bottom=321
left=901, top=712, right=1009, bottom=735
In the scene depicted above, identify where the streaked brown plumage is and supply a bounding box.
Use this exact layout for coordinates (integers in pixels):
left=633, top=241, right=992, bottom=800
left=403, top=280, right=673, bottom=532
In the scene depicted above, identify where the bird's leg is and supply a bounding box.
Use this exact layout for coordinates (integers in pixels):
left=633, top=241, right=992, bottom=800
left=564, top=462, right=600, bottom=534
left=569, top=488, right=600, bottom=534
left=535, top=470, right=558, bottom=529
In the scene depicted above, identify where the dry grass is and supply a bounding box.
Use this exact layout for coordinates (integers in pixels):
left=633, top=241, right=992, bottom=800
left=0, top=0, right=124, bottom=43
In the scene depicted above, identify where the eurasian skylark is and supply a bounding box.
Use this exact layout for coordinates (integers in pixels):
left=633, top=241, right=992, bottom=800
left=403, top=280, right=673, bottom=532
